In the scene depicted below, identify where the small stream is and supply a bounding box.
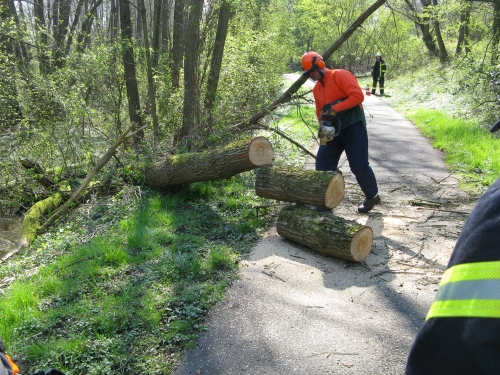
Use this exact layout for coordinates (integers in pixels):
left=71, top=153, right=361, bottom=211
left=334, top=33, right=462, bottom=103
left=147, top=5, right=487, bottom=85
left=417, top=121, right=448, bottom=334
left=0, top=216, right=23, bottom=257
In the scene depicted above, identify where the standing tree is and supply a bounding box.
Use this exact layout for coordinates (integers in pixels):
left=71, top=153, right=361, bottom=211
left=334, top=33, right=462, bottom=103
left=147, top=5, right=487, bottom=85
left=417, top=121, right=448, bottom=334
left=120, top=0, right=145, bottom=150
left=179, top=0, right=203, bottom=148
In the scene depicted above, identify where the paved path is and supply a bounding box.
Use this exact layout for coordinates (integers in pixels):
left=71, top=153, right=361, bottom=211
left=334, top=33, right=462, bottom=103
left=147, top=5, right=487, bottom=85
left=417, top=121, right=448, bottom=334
left=173, top=90, right=474, bottom=375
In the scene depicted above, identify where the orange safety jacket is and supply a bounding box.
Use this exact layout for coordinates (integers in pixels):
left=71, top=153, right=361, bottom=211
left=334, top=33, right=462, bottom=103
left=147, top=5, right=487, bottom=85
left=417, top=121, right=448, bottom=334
left=312, top=69, right=366, bottom=131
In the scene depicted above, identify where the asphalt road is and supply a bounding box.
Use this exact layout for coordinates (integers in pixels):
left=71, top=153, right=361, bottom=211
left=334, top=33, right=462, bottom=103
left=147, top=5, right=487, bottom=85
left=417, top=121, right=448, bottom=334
left=173, top=84, right=474, bottom=375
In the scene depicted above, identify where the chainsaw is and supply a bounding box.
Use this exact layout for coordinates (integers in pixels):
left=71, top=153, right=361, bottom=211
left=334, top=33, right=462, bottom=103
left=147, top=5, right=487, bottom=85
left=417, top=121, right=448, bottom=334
left=318, top=102, right=341, bottom=145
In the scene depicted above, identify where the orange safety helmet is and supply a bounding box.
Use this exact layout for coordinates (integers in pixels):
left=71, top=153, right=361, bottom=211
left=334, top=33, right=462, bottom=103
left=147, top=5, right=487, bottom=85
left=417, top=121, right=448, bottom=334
left=301, top=51, right=325, bottom=74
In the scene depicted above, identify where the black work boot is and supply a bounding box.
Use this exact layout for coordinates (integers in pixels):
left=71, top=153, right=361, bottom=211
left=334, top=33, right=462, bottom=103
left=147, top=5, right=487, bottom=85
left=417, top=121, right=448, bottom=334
left=358, top=194, right=381, bottom=213
left=371, top=89, right=376, bottom=95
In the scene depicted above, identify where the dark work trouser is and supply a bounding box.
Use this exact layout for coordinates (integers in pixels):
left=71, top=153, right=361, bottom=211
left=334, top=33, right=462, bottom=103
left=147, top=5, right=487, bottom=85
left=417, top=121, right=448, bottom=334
left=316, top=121, right=379, bottom=199
left=372, top=77, right=384, bottom=95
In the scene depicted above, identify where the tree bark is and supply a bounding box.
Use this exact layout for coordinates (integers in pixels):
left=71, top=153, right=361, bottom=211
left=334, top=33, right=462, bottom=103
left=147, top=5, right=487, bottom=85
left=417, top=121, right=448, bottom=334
left=144, top=137, right=274, bottom=188
left=277, top=205, right=373, bottom=262
left=456, top=1, right=471, bottom=55
left=491, top=0, right=500, bottom=64
left=204, top=0, right=231, bottom=127
left=34, top=0, right=50, bottom=74
left=179, top=0, right=203, bottom=148
left=255, top=166, right=344, bottom=209
left=403, top=0, right=439, bottom=57
left=151, top=0, right=163, bottom=71
left=431, top=0, right=448, bottom=62
left=140, top=0, right=159, bottom=143
left=233, top=0, right=387, bottom=131
left=171, top=0, right=186, bottom=89
left=120, top=0, right=145, bottom=150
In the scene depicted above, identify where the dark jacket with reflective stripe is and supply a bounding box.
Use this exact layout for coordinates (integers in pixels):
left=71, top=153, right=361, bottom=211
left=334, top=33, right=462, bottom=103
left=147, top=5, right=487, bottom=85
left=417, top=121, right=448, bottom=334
left=405, top=178, right=500, bottom=374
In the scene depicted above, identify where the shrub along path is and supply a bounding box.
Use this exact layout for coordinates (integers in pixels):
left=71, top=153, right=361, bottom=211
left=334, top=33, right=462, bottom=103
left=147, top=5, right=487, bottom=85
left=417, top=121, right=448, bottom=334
left=173, top=92, right=476, bottom=374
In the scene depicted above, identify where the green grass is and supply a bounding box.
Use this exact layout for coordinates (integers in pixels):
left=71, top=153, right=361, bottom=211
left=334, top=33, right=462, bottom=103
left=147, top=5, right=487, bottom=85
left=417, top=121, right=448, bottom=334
left=405, top=109, right=500, bottom=193
left=0, top=177, right=274, bottom=374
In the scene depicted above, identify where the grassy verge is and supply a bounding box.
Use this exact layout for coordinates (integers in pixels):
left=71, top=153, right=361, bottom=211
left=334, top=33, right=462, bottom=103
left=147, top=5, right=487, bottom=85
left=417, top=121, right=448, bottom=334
left=405, top=109, right=500, bottom=192
left=383, top=61, right=500, bottom=194
left=0, top=108, right=315, bottom=374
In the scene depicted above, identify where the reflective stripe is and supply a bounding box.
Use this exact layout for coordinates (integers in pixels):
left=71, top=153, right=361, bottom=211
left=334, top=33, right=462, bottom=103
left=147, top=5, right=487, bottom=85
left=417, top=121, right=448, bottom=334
left=440, top=261, right=500, bottom=284
left=426, top=261, right=500, bottom=319
left=434, top=279, right=500, bottom=300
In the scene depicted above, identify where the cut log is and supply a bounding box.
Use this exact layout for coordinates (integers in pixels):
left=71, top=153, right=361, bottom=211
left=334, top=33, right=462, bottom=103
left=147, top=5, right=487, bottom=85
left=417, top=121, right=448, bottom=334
left=255, top=165, right=344, bottom=209
left=276, top=205, right=373, bottom=262
left=145, top=136, right=274, bottom=189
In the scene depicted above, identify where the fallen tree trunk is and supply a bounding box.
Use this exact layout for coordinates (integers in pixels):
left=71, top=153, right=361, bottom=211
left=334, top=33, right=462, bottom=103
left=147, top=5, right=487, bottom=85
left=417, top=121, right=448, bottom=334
left=276, top=205, right=373, bottom=262
left=144, top=136, right=274, bottom=189
left=255, top=166, right=344, bottom=209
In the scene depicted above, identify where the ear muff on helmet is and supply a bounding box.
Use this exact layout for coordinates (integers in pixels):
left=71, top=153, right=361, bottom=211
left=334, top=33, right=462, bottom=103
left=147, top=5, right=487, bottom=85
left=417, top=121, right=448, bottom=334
left=312, top=55, right=325, bottom=69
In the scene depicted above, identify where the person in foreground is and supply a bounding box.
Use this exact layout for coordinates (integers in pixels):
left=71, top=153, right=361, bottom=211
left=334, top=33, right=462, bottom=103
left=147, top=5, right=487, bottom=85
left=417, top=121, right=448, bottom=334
left=301, top=51, right=380, bottom=213
left=405, top=121, right=500, bottom=374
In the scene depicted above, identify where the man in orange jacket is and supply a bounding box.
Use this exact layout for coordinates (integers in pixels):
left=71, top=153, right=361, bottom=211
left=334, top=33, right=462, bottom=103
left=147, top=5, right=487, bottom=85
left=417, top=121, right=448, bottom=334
left=301, top=51, right=380, bottom=213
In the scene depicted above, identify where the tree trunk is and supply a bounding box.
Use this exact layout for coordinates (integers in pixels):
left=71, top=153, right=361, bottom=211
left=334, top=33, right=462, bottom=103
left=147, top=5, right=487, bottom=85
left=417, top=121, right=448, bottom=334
left=76, top=0, right=104, bottom=54
left=151, top=0, right=162, bottom=71
left=276, top=205, right=373, bottom=262
left=431, top=0, right=448, bottom=62
left=140, top=0, right=159, bottom=143
left=179, top=0, right=203, bottom=148
left=161, top=0, right=173, bottom=54
left=403, top=0, right=439, bottom=57
left=0, top=0, right=23, bottom=131
left=456, top=1, right=471, bottom=55
left=255, top=166, right=344, bottom=209
left=119, top=0, right=144, bottom=150
left=204, top=0, right=231, bottom=127
left=144, top=137, right=274, bottom=188
left=34, top=0, right=50, bottom=74
left=491, top=0, right=500, bottom=64
left=171, top=0, right=185, bottom=89
left=53, top=0, right=71, bottom=69
left=64, top=0, right=85, bottom=56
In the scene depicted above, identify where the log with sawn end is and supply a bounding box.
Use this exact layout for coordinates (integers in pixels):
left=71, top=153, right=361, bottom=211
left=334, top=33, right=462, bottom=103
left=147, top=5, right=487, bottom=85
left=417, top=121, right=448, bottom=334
left=255, top=165, right=344, bottom=209
left=276, top=205, right=373, bottom=262
left=144, top=136, right=274, bottom=189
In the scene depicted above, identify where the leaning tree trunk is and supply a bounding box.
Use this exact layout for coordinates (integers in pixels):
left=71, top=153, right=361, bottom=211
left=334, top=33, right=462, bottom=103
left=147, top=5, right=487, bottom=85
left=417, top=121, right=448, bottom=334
left=255, top=166, right=344, bottom=209
left=277, top=205, right=373, bottom=262
left=145, top=136, right=274, bottom=188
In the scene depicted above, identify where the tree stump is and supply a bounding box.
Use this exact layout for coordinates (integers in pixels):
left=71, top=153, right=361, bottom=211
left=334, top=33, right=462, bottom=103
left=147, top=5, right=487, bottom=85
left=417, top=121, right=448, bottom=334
left=276, top=205, right=373, bottom=262
left=255, top=165, right=344, bottom=209
left=144, top=137, right=274, bottom=189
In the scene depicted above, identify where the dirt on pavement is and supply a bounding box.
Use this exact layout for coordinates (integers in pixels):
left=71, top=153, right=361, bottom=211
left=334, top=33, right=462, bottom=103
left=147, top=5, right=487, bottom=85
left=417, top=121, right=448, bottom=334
left=173, top=85, right=477, bottom=375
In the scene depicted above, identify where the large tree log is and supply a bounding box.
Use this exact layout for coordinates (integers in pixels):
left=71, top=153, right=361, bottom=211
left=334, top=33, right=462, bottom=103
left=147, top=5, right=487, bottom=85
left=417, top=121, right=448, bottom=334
left=255, top=166, right=344, bottom=209
left=145, top=137, right=274, bottom=188
left=276, top=205, right=373, bottom=262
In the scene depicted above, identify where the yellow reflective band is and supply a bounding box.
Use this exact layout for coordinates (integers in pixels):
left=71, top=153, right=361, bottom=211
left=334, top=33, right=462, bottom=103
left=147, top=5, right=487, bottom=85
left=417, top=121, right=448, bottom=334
left=440, top=261, right=500, bottom=285
left=427, top=299, right=500, bottom=319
